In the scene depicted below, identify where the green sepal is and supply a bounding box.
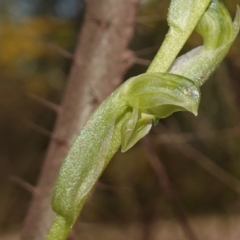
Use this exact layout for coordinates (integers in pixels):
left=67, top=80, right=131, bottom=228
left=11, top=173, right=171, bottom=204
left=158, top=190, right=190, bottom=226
left=153, top=116, right=160, bottom=126
left=121, top=111, right=154, bottom=152
left=121, top=72, right=200, bottom=117
left=196, top=0, right=234, bottom=50
left=120, top=72, right=201, bottom=152
left=121, top=107, right=139, bottom=152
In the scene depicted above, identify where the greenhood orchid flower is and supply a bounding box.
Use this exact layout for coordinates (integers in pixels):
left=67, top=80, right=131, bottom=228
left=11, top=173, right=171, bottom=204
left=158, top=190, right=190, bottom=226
left=170, top=0, right=240, bottom=86
left=46, top=1, right=240, bottom=239
left=120, top=72, right=200, bottom=151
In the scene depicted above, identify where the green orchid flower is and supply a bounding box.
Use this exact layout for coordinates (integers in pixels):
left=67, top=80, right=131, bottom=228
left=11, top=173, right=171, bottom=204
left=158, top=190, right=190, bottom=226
left=170, top=0, right=240, bottom=86
left=120, top=72, right=200, bottom=152
left=46, top=1, right=240, bottom=239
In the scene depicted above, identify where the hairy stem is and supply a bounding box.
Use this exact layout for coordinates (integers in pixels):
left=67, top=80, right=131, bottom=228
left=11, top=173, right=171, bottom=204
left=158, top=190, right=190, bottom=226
left=147, top=0, right=211, bottom=73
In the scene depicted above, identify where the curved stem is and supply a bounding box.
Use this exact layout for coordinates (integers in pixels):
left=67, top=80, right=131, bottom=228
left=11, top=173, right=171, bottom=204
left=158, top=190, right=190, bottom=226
left=147, top=0, right=211, bottom=73
left=46, top=216, right=71, bottom=240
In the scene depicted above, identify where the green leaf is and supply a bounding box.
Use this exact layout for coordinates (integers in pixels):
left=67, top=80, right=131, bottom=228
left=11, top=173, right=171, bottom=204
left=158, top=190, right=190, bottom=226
left=51, top=92, right=129, bottom=227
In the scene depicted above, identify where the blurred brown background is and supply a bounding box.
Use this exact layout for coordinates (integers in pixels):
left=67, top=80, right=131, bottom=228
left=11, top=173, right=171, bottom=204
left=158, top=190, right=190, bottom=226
left=1, top=0, right=240, bottom=239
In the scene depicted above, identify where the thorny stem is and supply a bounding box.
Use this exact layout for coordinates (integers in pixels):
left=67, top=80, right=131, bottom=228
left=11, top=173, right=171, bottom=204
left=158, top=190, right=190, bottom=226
left=21, top=1, right=140, bottom=239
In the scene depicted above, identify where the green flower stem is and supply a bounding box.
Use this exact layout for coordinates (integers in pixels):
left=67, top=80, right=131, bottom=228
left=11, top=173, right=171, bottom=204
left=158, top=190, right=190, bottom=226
left=46, top=88, right=131, bottom=239
left=147, top=0, right=211, bottom=73
left=46, top=216, right=71, bottom=240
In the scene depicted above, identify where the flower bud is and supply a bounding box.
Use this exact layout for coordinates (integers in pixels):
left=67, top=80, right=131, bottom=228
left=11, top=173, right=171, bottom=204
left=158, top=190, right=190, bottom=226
left=196, top=0, right=234, bottom=50
left=169, top=1, right=240, bottom=86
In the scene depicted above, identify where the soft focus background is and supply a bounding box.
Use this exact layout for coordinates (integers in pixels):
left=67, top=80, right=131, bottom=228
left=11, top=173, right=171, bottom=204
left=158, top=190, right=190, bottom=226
left=1, top=0, right=240, bottom=239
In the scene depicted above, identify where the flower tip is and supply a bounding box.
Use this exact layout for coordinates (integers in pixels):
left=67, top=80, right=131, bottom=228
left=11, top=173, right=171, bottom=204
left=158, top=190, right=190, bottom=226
left=193, top=111, right=198, bottom=117
left=192, top=106, right=199, bottom=116
left=235, top=5, right=240, bottom=27
left=189, top=105, right=199, bottom=116
left=120, top=145, right=128, bottom=153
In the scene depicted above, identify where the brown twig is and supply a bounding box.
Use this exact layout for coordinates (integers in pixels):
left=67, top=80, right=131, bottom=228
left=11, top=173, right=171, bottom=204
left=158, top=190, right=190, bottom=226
left=136, top=15, right=164, bottom=22
left=23, top=119, right=53, bottom=138
left=97, top=182, right=131, bottom=192
left=134, top=45, right=159, bottom=56
left=121, top=50, right=152, bottom=67
left=142, top=136, right=199, bottom=240
left=174, top=143, right=240, bottom=195
left=154, top=123, right=240, bottom=196
left=45, top=42, right=75, bottom=60
left=9, top=176, right=37, bottom=195
left=134, top=57, right=152, bottom=66
left=27, top=93, right=61, bottom=113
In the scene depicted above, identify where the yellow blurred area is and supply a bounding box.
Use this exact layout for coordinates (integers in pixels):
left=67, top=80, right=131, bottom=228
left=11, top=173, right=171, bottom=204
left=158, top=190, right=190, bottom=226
left=0, top=17, right=74, bottom=66
left=25, top=76, right=48, bottom=96
left=0, top=16, right=75, bottom=101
